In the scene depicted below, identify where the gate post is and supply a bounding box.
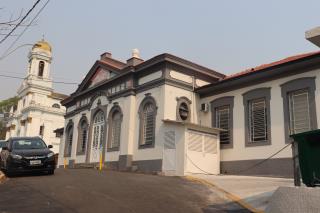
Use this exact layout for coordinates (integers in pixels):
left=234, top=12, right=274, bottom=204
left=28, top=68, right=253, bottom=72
left=292, top=140, right=301, bottom=186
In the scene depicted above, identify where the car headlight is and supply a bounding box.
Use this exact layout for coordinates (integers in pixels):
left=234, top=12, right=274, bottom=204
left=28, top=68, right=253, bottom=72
left=47, top=152, right=54, bottom=158
left=11, top=154, right=22, bottom=160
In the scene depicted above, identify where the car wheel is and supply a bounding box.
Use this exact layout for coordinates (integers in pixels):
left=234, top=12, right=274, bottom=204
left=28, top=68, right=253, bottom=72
left=48, top=169, right=54, bottom=175
left=4, top=162, right=15, bottom=177
left=5, top=169, right=14, bottom=177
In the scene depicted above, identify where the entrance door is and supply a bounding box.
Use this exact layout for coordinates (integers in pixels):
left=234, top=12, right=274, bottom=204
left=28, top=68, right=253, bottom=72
left=90, top=111, right=105, bottom=162
left=163, top=131, right=176, bottom=171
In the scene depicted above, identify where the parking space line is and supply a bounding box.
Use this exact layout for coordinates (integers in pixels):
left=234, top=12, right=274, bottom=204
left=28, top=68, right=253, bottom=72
left=0, top=171, right=6, bottom=183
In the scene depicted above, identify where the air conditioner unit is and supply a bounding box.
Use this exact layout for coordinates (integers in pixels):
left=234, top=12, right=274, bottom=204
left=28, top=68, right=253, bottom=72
left=200, top=103, right=209, bottom=112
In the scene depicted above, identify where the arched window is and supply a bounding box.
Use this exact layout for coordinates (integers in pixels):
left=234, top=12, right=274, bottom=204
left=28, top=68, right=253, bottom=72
left=64, top=123, right=73, bottom=157
left=38, top=61, right=45, bottom=77
left=138, top=96, right=157, bottom=148
left=52, top=103, right=60, bottom=108
left=92, top=111, right=105, bottom=151
left=107, top=106, right=122, bottom=151
left=77, top=118, right=88, bottom=154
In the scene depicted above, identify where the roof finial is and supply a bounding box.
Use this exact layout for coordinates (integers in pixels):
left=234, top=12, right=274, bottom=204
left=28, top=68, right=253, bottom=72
left=42, top=34, right=45, bottom=41
left=132, top=48, right=140, bottom=58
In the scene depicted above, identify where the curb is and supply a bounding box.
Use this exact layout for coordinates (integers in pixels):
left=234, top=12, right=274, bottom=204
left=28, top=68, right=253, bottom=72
left=185, top=176, right=263, bottom=213
left=0, top=171, right=6, bottom=183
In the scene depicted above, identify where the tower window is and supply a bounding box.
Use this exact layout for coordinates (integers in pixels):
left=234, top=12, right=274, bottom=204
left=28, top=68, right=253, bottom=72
left=38, top=61, right=45, bottom=77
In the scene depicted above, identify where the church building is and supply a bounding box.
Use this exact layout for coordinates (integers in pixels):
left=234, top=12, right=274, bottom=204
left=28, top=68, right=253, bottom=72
left=5, top=40, right=67, bottom=153
left=59, top=48, right=320, bottom=177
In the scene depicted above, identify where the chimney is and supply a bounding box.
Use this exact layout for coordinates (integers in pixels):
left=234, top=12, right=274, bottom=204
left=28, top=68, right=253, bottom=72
left=127, top=49, right=144, bottom=66
left=100, top=52, right=112, bottom=60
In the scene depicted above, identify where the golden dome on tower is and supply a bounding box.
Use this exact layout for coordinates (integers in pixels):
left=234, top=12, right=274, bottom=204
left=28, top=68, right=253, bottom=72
left=32, top=39, right=52, bottom=52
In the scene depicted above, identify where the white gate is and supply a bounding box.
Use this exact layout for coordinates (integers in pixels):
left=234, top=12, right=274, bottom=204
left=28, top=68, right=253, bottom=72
left=163, top=131, right=176, bottom=171
left=186, top=130, right=219, bottom=174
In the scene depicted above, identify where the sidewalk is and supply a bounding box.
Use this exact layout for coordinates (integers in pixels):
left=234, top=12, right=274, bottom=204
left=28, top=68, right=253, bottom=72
left=190, top=174, right=293, bottom=212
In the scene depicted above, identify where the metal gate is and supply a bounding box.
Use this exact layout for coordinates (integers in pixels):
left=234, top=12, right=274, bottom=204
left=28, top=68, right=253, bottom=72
left=163, top=131, right=176, bottom=171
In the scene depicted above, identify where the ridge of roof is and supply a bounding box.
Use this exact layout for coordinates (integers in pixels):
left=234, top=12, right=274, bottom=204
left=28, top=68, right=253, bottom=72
left=224, top=50, right=320, bottom=80
left=98, top=58, right=126, bottom=70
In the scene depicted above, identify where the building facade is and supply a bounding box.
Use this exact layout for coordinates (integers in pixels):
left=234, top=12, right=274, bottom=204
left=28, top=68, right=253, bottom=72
left=59, top=51, right=223, bottom=176
left=59, top=48, right=320, bottom=177
left=5, top=40, right=67, bottom=153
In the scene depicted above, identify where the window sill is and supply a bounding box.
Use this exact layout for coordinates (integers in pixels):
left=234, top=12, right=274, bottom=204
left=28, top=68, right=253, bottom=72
left=76, top=152, right=86, bottom=156
left=138, top=143, right=155, bottom=149
left=245, top=140, right=271, bottom=147
left=221, top=144, right=233, bottom=149
left=107, top=147, right=120, bottom=152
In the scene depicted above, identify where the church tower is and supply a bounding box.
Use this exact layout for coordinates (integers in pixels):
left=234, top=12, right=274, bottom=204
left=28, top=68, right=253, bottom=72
left=6, top=39, right=67, bottom=153
left=22, top=39, right=53, bottom=92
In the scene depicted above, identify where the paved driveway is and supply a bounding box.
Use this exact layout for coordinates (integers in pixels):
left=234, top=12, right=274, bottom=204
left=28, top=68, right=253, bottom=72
left=0, top=169, right=248, bottom=213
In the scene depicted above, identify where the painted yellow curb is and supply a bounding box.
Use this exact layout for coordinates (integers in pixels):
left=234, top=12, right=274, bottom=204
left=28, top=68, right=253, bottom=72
left=185, top=176, right=263, bottom=213
left=0, top=171, right=6, bottom=183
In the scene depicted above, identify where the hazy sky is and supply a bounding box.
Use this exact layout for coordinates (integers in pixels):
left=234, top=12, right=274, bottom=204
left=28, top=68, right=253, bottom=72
left=0, top=0, right=319, bottom=99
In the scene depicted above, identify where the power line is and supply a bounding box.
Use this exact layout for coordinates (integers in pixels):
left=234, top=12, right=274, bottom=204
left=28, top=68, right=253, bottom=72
left=0, top=73, right=78, bottom=85
left=0, top=44, right=33, bottom=61
left=186, top=141, right=292, bottom=175
left=1, top=0, right=51, bottom=58
left=0, top=0, right=42, bottom=45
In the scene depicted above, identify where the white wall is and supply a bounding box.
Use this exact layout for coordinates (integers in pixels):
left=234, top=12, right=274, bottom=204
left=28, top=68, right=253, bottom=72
left=200, top=69, right=320, bottom=162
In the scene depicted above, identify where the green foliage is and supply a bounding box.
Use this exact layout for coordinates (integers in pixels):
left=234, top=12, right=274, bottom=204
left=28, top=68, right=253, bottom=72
left=0, top=96, right=18, bottom=113
left=0, top=96, right=18, bottom=140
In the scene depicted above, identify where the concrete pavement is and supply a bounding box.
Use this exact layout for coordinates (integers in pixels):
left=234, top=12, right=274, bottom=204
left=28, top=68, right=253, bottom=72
left=190, top=174, right=294, bottom=212
left=0, top=169, right=248, bottom=213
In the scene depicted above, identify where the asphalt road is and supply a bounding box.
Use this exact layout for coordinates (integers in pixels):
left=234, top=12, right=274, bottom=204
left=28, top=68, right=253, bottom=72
left=0, top=169, right=249, bottom=213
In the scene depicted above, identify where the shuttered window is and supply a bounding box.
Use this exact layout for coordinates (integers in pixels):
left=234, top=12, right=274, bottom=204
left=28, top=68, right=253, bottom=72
left=110, top=111, right=121, bottom=148
left=65, top=126, right=73, bottom=157
left=142, top=103, right=156, bottom=145
left=248, top=98, right=267, bottom=142
left=79, top=120, right=88, bottom=153
left=215, top=106, right=230, bottom=145
left=289, top=90, right=311, bottom=134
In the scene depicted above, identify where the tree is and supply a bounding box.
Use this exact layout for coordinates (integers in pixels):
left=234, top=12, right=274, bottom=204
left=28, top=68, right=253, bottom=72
left=0, top=96, right=18, bottom=139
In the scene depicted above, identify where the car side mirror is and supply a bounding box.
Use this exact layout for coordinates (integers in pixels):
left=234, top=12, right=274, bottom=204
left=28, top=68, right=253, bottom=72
left=2, top=146, right=8, bottom=151
left=48, top=145, right=53, bottom=149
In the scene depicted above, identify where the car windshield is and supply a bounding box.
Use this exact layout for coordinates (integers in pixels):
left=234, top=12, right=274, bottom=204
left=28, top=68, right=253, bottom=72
left=0, top=141, right=7, bottom=148
left=12, top=138, right=47, bottom=150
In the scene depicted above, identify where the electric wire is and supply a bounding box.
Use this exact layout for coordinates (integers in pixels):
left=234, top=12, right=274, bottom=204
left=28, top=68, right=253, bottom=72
left=0, top=0, right=42, bottom=44
left=0, top=73, right=78, bottom=85
left=186, top=141, right=293, bottom=175
left=1, top=0, right=51, bottom=59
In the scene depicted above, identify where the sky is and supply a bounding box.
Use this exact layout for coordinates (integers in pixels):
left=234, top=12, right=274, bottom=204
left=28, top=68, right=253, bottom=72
left=0, top=0, right=319, bottom=100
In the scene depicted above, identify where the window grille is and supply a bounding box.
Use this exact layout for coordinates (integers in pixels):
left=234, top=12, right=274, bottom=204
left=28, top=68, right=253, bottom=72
left=93, top=111, right=105, bottom=150
left=65, top=126, right=73, bottom=156
left=142, top=103, right=155, bottom=145
left=164, top=131, right=175, bottom=149
left=289, top=90, right=311, bottom=134
left=215, top=106, right=230, bottom=144
left=248, top=98, right=267, bottom=142
left=111, top=111, right=121, bottom=148
left=178, top=102, right=189, bottom=121
left=79, top=121, right=88, bottom=153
